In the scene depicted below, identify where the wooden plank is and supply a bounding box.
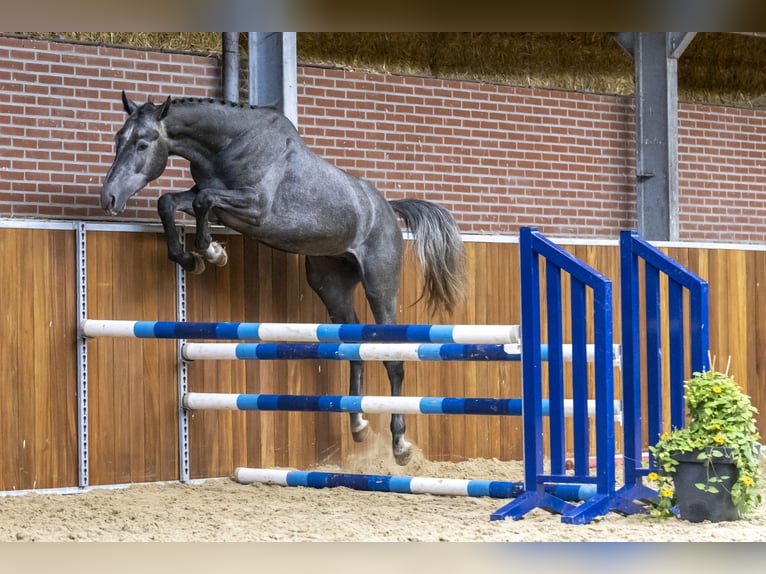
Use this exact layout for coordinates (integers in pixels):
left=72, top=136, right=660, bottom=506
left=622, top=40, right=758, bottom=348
left=256, top=243, right=278, bottom=469
left=241, top=236, right=264, bottom=470
left=87, top=231, right=114, bottom=485
left=47, top=231, right=78, bottom=487
left=749, top=251, right=766, bottom=438
left=187, top=233, right=249, bottom=479
left=86, top=231, right=177, bottom=486
left=224, top=237, right=249, bottom=474
left=0, top=229, right=79, bottom=491
left=724, top=250, right=748, bottom=386
left=17, top=232, right=40, bottom=487
left=150, top=236, right=179, bottom=483
left=0, top=230, right=22, bottom=490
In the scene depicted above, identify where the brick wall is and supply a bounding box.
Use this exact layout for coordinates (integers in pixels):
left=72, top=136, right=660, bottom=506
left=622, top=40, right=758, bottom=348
left=298, top=67, right=637, bottom=237
left=0, top=36, right=220, bottom=221
left=679, top=105, right=766, bottom=242
left=2, top=35, right=765, bottom=243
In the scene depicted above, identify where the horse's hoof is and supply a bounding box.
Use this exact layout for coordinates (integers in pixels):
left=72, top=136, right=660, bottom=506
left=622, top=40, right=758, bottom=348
left=190, top=253, right=206, bottom=275
left=394, top=447, right=412, bottom=466
left=205, top=242, right=228, bottom=267
left=393, top=439, right=413, bottom=466
left=351, top=420, right=369, bottom=442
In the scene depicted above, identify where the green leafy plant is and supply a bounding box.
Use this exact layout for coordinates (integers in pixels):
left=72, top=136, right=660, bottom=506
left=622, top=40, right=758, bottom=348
left=647, top=365, right=763, bottom=518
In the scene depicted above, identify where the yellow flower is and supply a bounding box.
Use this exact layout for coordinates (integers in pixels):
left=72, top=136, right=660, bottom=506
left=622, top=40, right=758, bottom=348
left=660, top=432, right=668, bottom=441
left=647, top=472, right=659, bottom=481
left=661, top=488, right=673, bottom=498
left=713, top=424, right=721, bottom=430
left=714, top=436, right=725, bottom=444
left=712, top=385, right=722, bottom=393
left=742, top=476, right=754, bottom=486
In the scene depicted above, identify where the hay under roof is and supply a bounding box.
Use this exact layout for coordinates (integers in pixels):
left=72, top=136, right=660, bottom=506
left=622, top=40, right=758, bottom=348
left=13, top=32, right=766, bottom=107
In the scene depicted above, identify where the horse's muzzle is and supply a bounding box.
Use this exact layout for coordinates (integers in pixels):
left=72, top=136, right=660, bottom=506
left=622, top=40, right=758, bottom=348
left=101, top=192, right=123, bottom=216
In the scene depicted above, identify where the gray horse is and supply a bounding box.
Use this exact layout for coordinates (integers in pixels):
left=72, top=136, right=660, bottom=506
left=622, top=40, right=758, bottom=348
left=101, top=92, right=466, bottom=465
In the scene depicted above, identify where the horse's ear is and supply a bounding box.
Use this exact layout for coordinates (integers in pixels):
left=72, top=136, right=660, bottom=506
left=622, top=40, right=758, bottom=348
left=121, top=91, right=138, bottom=115
left=158, top=96, right=171, bottom=120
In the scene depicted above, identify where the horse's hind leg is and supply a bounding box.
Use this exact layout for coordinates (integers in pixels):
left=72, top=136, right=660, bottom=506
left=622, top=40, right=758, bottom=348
left=360, top=253, right=411, bottom=466
left=305, top=256, right=369, bottom=443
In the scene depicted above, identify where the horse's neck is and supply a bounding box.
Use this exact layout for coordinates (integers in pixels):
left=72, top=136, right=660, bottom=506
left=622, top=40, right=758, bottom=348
left=163, top=103, right=280, bottom=162
left=163, top=103, right=293, bottom=166
left=162, top=104, right=242, bottom=160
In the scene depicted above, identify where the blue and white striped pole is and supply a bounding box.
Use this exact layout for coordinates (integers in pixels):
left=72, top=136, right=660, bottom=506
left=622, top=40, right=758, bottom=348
left=80, top=319, right=521, bottom=344
left=186, top=393, right=524, bottom=415
left=183, top=393, right=622, bottom=419
left=181, top=342, right=520, bottom=362
left=181, top=342, right=621, bottom=365
left=233, top=467, right=597, bottom=502
left=80, top=320, right=620, bottom=366
left=235, top=467, right=523, bottom=497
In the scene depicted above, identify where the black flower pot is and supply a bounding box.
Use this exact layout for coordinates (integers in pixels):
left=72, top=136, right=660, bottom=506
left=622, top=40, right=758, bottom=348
left=671, top=448, right=741, bottom=523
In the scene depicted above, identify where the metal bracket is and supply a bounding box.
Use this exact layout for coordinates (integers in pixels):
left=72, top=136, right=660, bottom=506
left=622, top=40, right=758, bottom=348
left=177, top=227, right=190, bottom=483
left=75, top=222, right=89, bottom=488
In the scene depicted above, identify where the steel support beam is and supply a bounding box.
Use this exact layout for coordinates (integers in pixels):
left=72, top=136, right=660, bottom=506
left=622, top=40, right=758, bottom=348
left=248, top=32, right=298, bottom=127
left=221, top=32, right=240, bottom=102
left=612, top=32, right=695, bottom=241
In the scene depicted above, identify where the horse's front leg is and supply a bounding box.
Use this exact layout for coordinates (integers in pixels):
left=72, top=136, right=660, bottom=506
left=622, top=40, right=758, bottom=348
left=190, top=187, right=263, bottom=269
left=157, top=188, right=206, bottom=274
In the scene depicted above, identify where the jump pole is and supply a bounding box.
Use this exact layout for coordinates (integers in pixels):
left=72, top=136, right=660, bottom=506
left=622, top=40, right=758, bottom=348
left=80, top=319, right=521, bottom=344
left=181, top=342, right=621, bottom=364
left=183, top=392, right=623, bottom=420
left=233, top=467, right=598, bottom=502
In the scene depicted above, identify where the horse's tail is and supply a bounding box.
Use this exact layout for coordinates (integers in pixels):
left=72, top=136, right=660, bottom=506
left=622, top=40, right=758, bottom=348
left=389, top=198, right=467, bottom=315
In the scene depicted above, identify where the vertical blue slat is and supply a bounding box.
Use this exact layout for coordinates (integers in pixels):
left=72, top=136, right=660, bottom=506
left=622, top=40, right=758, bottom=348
left=593, top=281, right=615, bottom=495
left=545, top=260, right=565, bottom=476
left=690, top=283, right=710, bottom=374
left=519, top=228, right=543, bottom=491
left=619, top=231, right=642, bottom=485
left=570, top=277, right=589, bottom=477
left=644, top=264, right=663, bottom=446
left=668, top=280, right=685, bottom=429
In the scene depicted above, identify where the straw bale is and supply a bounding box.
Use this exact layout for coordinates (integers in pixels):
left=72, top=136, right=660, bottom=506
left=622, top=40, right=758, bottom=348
left=11, top=32, right=766, bottom=106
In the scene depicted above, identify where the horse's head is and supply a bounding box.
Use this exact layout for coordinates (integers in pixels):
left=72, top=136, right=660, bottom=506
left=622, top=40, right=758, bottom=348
left=101, top=91, right=171, bottom=215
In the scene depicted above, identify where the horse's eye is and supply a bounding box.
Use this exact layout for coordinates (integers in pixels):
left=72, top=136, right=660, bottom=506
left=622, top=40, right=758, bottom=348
left=136, top=141, right=149, bottom=152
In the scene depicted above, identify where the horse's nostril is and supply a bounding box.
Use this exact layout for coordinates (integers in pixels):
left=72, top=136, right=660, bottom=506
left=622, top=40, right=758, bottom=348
left=102, top=194, right=118, bottom=215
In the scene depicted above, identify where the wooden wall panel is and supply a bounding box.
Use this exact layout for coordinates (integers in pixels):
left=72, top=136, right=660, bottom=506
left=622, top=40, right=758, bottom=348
left=666, top=246, right=764, bottom=430
left=4, top=227, right=763, bottom=491
left=86, top=231, right=178, bottom=486
left=0, top=229, right=78, bottom=491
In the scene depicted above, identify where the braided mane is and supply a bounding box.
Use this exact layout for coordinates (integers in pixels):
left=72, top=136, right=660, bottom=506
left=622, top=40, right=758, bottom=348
left=170, top=97, right=269, bottom=111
